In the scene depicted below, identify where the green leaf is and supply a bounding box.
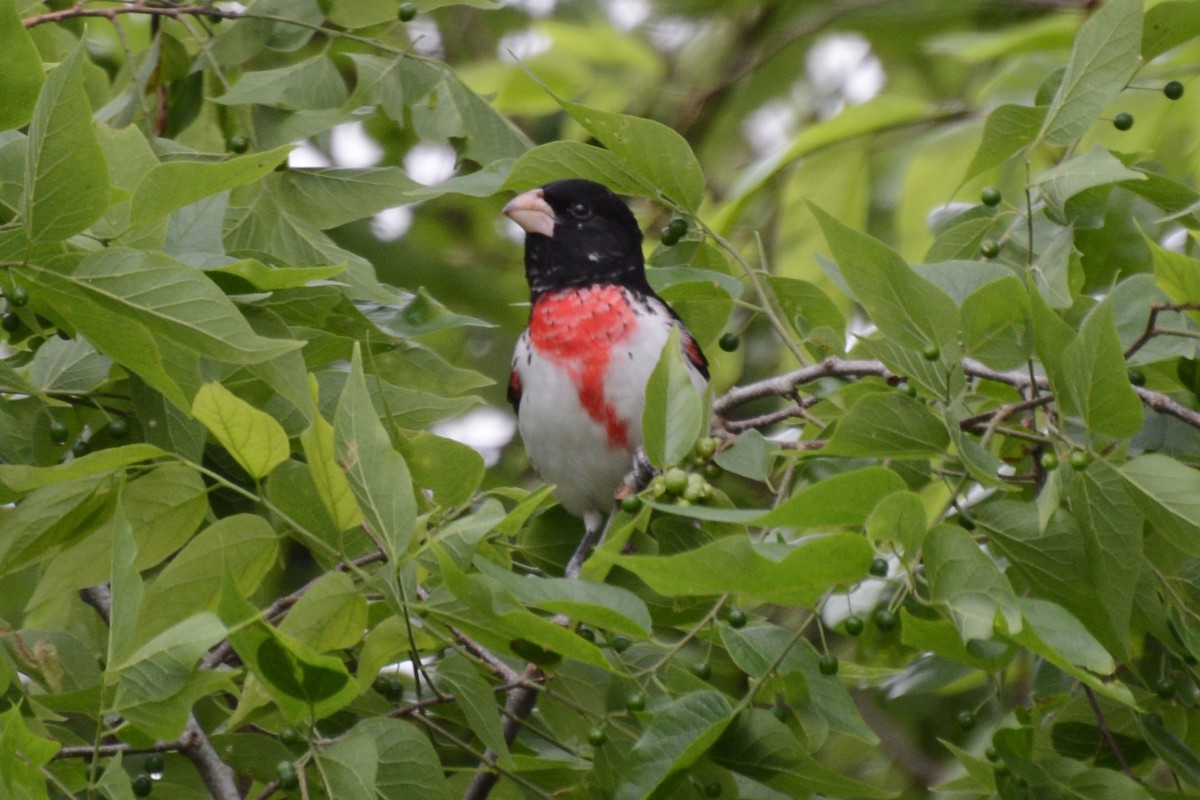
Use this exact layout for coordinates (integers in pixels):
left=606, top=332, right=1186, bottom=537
left=1121, top=454, right=1200, bottom=554
left=544, top=91, right=704, bottom=211
left=137, top=514, right=278, bottom=645
left=315, top=728, right=378, bottom=800
left=204, top=260, right=345, bottom=293
left=277, top=572, right=368, bottom=652
left=607, top=533, right=872, bottom=606
left=274, top=168, right=424, bottom=229
left=1031, top=224, right=1077, bottom=309
left=1038, top=0, right=1142, bottom=146
left=16, top=250, right=299, bottom=408
left=354, top=718, right=452, bottom=800
left=1058, top=299, right=1144, bottom=438
left=436, top=653, right=511, bottom=768
left=221, top=572, right=357, bottom=722
left=1035, top=147, right=1144, bottom=222
left=301, top=380, right=363, bottom=533
left=642, top=326, right=705, bottom=469
left=865, top=491, right=928, bottom=555
left=821, top=392, right=950, bottom=459
left=193, top=382, right=289, bottom=479
left=964, top=103, right=1046, bottom=181
left=473, top=557, right=651, bottom=635
left=1148, top=233, right=1200, bottom=307
left=0, top=0, right=44, bottom=131
left=924, top=523, right=1021, bottom=642
left=114, top=613, right=226, bottom=702
left=1005, top=599, right=1133, bottom=706
left=763, top=467, right=907, bottom=529
left=615, top=691, right=733, bottom=800
left=1141, top=0, right=1200, bottom=60
left=1066, top=461, right=1140, bottom=658
left=809, top=202, right=958, bottom=350
left=769, top=276, right=846, bottom=356
left=503, top=141, right=651, bottom=198
left=216, top=55, right=348, bottom=110
left=720, top=625, right=877, bottom=743
left=1139, top=712, right=1200, bottom=788
left=107, top=502, right=142, bottom=667
left=131, top=145, right=292, bottom=225
left=0, top=444, right=164, bottom=494
left=334, top=346, right=417, bottom=561
left=394, top=429, right=485, bottom=508
left=712, top=709, right=895, bottom=799
left=22, top=41, right=110, bottom=243
left=961, top=275, right=1030, bottom=369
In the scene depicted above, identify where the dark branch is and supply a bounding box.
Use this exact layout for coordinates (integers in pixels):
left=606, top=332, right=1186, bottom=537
left=23, top=3, right=241, bottom=28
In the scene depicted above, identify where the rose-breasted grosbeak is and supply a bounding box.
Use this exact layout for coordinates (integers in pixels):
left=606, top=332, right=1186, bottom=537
left=504, top=179, right=709, bottom=537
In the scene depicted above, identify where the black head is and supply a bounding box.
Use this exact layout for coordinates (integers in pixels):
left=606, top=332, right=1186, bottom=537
left=504, top=179, right=648, bottom=300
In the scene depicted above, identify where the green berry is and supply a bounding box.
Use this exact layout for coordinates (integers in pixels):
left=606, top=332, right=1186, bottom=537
left=659, top=226, right=680, bottom=246
left=726, top=607, right=747, bottom=628
left=980, top=186, right=1001, bottom=207
left=620, top=494, right=643, bottom=514
left=625, top=691, right=646, bottom=712
left=577, top=626, right=595, bottom=642
left=718, top=332, right=740, bottom=352
left=1, top=312, right=19, bottom=332
left=279, top=726, right=301, bottom=745
left=71, top=438, right=91, bottom=458
left=869, top=558, right=889, bottom=578
left=1165, top=80, right=1184, bottom=100
left=702, top=462, right=723, bottom=480
left=1069, top=450, right=1090, bottom=470
left=7, top=286, right=29, bottom=307
left=663, top=467, right=689, bottom=496
left=107, top=417, right=131, bottom=440
left=398, top=2, right=417, bottom=21
left=874, top=609, right=898, bottom=633
left=895, top=381, right=917, bottom=398
left=277, top=760, right=299, bottom=789
left=985, top=746, right=999, bottom=762
left=922, top=343, right=940, bottom=361
left=980, top=238, right=1000, bottom=258
left=227, top=134, right=249, bottom=153
left=1113, top=112, right=1134, bottom=131
left=49, top=420, right=70, bottom=446
left=1155, top=677, right=1176, bottom=700
left=817, top=653, right=839, bottom=676
left=1128, top=369, right=1146, bottom=387
left=703, top=780, right=723, bottom=798
left=843, top=615, right=864, bottom=636
left=587, top=726, right=607, bottom=746
left=132, top=774, right=153, bottom=797
left=1039, top=451, right=1059, bottom=470
left=374, top=677, right=403, bottom=702
left=694, top=436, right=718, bottom=460
left=689, top=660, right=712, bottom=680
left=957, top=710, right=976, bottom=731
left=144, top=753, right=164, bottom=775
left=667, top=217, right=688, bottom=239
left=772, top=703, right=789, bottom=721
left=609, top=634, right=631, bottom=652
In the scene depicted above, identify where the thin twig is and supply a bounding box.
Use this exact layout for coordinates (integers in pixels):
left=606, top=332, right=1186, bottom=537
left=1083, top=684, right=1136, bottom=780
left=24, top=3, right=241, bottom=27
left=1124, top=302, right=1200, bottom=359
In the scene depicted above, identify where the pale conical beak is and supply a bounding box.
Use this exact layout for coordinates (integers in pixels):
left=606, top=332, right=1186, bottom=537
left=503, top=188, right=556, bottom=238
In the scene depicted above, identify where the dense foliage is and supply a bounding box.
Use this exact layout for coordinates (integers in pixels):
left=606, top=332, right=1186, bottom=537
left=2, top=0, right=1200, bottom=798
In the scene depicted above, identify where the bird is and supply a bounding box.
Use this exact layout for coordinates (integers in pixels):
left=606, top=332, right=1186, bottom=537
left=503, top=179, right=709, bottom=548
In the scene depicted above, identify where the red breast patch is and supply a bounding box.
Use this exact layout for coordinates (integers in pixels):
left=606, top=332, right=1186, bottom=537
left=529, top=286, right=638, bottom=448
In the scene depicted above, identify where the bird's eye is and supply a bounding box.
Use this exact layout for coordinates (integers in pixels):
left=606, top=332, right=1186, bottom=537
left=568, top=202, right=592, bottom=219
